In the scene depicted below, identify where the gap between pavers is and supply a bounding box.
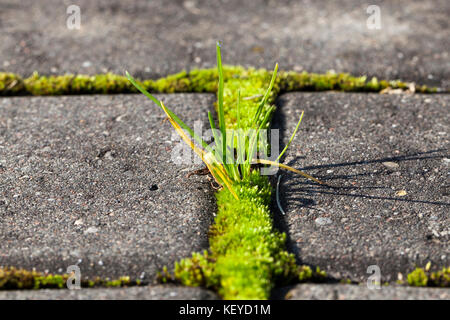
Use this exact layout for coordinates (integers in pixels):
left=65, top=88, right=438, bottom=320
left=272, top=92, right=449, bottom=283
left=0, top=94, right=216, bottom=281
left=1, top=0, right=448, bottom=88
left=0, top=284, right=218, bottom=300
left=273, top=283, right=449, bottom=300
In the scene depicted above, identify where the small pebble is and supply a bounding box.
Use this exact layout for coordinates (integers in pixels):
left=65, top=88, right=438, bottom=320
left=84, top=226, right=99, bottom=234
left=315, top=217, right=332, bottom=226
left=396, top=190, right=407, bottom=196
left=74, top=219, right=84, bottom=226
left=382, top=161, right=399, bottom=170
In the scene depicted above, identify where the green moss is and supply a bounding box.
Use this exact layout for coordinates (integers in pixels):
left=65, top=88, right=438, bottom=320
left=70, top=73, right=136, bottom=94
left=174, top=172, right=298, bottom=299
left=22, top=72, right=138, bottom=95
left=340, top=278, right=353, bottom=285
left=280, top=71, right=371, bottom=92
left=297, top=265, right=327, bottom=283
left=407, top=268, right=428, bottom=287
left=0, top=68, right=438, bottom=96
left=24, top=73, right=73, bottom=95
left=0, top=267, right=140, bottom=290
left=173, top=251, right=217, bottom=288
left=0, top=72, right=25, bottom=95
left=279, top=71, right=436, bottom=93
left=221, top=67, right=279, bottom=129
left=148, top=68, right=216, bottom=93
left=429, top=267, right=450, bottom=287
left=407, top=266, right=450, bottom=288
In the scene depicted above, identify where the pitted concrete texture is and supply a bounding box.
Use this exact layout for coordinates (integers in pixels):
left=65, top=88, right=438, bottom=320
left=0, top=93, right=216, bottom=281
left=272, top=92, right=449, bottom=283
left=275, top=283, right=449, bottom=300
left=0, top=285, right=219, bottom=300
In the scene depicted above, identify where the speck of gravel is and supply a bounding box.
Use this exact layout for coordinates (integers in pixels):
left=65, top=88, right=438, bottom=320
left=315, top=217, right=332, bottom=226
left=382, top=161, right=399, bottom=170
left=84, top=226, right=99, bottom=234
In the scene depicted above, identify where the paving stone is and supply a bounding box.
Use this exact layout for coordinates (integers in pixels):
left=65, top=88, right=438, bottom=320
left=0, top=0, right=448, bottom=88
left=274, top=284, right=449, bottom=300
left=0, top=94, right=216, bottom=281
left=0, top=285, right=219, bottom=300
left=272, top=92, right=449, bottom=283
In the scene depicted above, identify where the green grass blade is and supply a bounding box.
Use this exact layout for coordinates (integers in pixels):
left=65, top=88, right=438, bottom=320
left=126, top=71, right=212, bottom=153
left=244, top=107, right=273, bottom=177
left=216, top=42, right=227, bottom=167
left=208, top=111, right=223, bottom=163
left=226, top=129, right=241, bottom=180
left=126, top=71, right=161, bottom=107
left=237, top=89, right=241, bottom=129
left=236, top=90, right=245, bottom=177
left=251, top=63, right=278, bottom=125
left=276, top=111, right=304, bottom=162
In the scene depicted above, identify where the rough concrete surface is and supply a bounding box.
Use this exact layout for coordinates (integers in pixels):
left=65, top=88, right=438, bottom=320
left=274, top=283, right=449, bottom=300
left=0, top=285, right=219, bottom=300
left=0, top=0, right=448, bottom=88
left=0, top=93, right=216, bottom=281
left=272, top=92, right=449, bottom=283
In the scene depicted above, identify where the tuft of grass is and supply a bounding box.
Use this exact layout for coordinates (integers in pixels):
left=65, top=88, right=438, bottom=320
left=126, top=43, right=327, bottom=299
left=127, top=42, right=321, bottom=198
